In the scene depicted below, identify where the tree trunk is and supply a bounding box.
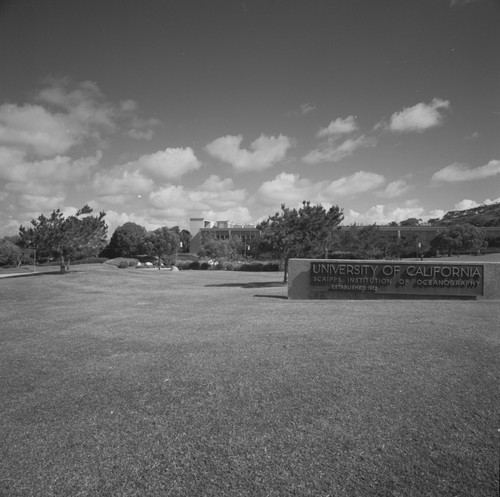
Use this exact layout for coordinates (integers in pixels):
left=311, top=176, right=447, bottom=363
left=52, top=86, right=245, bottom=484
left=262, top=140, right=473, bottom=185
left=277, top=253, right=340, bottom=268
left=283, top=257, right=289, bottom=284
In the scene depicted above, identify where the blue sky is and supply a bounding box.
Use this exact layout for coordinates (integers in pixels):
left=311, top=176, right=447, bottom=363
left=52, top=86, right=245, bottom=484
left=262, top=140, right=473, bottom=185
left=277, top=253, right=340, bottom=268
left=0, top=0, right=499, bottom=236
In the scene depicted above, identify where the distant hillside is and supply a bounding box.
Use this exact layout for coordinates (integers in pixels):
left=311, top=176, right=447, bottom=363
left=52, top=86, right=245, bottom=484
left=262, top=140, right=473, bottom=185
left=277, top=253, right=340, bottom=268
left=430, top=203, right=500, bottom=227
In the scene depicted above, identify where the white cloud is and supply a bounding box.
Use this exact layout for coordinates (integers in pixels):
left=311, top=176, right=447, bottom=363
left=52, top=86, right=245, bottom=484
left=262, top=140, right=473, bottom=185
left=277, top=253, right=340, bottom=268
left=189, top=185, right=246, bottom=210
left=128, top=129, right=154, bottom=141
left=0, top=147, right=101, bottom=195
left=0, top=79, right=161, bottom=159
left=0, top=146, right=25, bottom=169
left=383, top=98, right=450, bottom=133
left=92, top=169, right=155, bottom=199
left=345, top=204, right=425, bottom=225
left=256, top=170, right=386, bottom=207
left=376, top=179, right=410, bottom=198
left=285, top=103, right=316, bottom=118
left=302, top=135, right=376, bottom=164
left=300, top=103, right=316, bottom=115
left=128, top=147, right=201, bottom=180
left=198, top=174, right=235, bottom=192
left=432, top=160, right=500, bottom=183
left=453, top=197, right=500, bottom=210
left=149, top=185, right=188, bottom=210
left=450, top=0, right=484, bottom=7
left=206, top=134, right=292, bottom=172
left=454, top=199, right=480, bottom=210
left=120, top=100, right=138, bottom=112
left=322, top=171, right=385, bottom=198
left=19, top=193, right=67, bottom=212
left=0, top=104, right=76, bottom=156
left=256, top=172, right=317, bottom=205
left=36, top=79, right=118, bottom=147
left=149, top=177, right=246, bottom=212
left=201, top=207, right=253, bottom=226
left=317, top=116, right=358, bottom=138
left=91, top=147, right=201, bottom=205
left=125, top=114, right=161, bottom=141
left=428, top=209, right=446, bottom=220
left=465, top=131, right=480, bottom=141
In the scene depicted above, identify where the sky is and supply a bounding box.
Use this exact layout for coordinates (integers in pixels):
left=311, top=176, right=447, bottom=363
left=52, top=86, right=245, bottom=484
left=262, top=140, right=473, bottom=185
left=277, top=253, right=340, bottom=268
left=0, top=0, right=499, bottom=237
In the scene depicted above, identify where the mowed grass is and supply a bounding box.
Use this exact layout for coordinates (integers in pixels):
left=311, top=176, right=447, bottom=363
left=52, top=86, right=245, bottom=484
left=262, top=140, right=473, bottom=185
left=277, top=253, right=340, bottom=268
left=0, top=265, right=498, bottom=496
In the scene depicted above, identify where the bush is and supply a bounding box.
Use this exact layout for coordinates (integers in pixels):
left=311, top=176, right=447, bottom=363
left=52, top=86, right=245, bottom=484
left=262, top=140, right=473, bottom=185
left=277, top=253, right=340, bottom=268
left=0, top=240, right=22, bottom=266
left=174, top=260, right=279, bottom=271
left=237, top=262, right=280, bottom=272
left=239, top=262, right=263, bottom=271
left=104, top=258, right=138, bottom=268
left=71, top=257, right=109, bottom=265
left=263, top=262, right=280, bottom=271
left=175, top=261, right=190, bottom=270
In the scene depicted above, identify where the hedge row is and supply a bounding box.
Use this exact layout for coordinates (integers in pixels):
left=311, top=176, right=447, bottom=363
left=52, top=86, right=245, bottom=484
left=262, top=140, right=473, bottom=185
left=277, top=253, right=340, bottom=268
left=175, top=261, right=280, bottom=271
left=40, top=257, right=109, bottom=267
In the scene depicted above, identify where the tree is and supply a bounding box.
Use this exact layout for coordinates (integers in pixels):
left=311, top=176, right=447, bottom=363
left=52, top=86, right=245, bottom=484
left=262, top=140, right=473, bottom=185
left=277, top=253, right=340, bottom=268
left=430, top=224, right=487, bottom=256
left=198, top=235, right=240, bottom=265
left=439, top=202, right=500, bottom=227
left=171, top=227, right=192, bottom=254
left=332, top=226, right=398, bottom=259
left=399, top=217, right=422, bottom=227
left=141, top=227, right=180, bottom=269
left=104, top=222, right=147, bottom=258
left=258, top=201, right=343, bottom=283
left=179, top=229, right=191, bottom=253
left=19, top=205, right=107, bottom=272
left=0, top=238, right=22, bottom=266
left=355, top=225, right=385, bottom=259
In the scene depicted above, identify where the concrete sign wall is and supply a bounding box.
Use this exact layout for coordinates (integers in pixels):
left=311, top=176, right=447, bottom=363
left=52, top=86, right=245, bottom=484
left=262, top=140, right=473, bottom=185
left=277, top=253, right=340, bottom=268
left=288, top=259, right=500, bottom=300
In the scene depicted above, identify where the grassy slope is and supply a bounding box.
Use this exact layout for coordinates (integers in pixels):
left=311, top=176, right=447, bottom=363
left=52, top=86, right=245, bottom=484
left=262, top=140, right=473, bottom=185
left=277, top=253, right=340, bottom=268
left=0, top=265, right=498, bottom=496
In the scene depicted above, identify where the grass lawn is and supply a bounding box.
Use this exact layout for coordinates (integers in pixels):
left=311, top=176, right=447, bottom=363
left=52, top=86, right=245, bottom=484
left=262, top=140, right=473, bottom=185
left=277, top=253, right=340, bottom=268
left=0, top=264, right=498, bottom=496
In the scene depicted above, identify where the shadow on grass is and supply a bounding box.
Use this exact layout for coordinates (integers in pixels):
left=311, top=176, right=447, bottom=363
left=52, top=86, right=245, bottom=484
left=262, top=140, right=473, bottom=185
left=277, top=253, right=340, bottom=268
left=254, top=294, right=288, bottom=300
left=0, top=270, right=61, bottom=279
left=205, top=281, right=285, bottom=289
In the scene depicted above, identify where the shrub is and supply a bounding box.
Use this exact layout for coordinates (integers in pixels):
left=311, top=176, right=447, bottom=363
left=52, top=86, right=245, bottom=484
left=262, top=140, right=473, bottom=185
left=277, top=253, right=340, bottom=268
left=237, top=262, right=280, bottom=272
left=71, top=257, right=109, bottom=265
left=0, top=240, right=22, bottom=266
left=262, top=262, right=280, bottom=271
left=104, top=258, right=138, bottom=268
left=174, top=260, right=278, bottom=271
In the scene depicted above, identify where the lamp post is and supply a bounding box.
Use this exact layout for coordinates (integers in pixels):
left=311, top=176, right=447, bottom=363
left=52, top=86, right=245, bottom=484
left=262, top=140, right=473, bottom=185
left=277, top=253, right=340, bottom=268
left=175, top=241, right=182, bottom=266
